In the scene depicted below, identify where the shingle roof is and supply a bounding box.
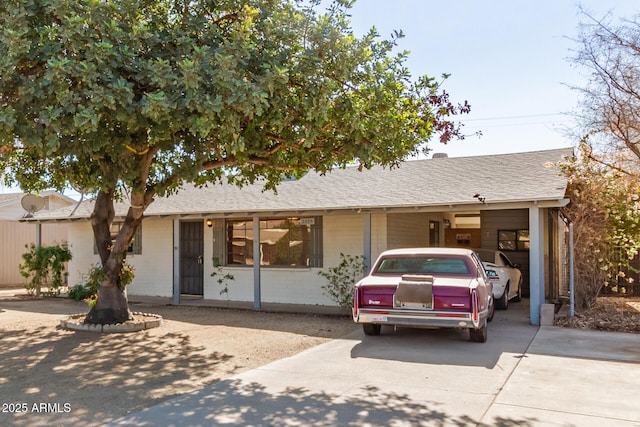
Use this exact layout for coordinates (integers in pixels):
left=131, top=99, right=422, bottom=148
left=0, top=192, right=25, bottom=205
left=30, top=148, right=573, bottom=221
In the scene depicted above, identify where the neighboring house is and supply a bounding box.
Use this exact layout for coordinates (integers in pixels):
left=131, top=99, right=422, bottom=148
left=26, top=148, right=573, bottom=324
left=0, top=191, right=76, bottom=286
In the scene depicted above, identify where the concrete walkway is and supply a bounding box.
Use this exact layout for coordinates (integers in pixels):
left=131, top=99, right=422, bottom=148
left=108, top=302, right=640, bottom=427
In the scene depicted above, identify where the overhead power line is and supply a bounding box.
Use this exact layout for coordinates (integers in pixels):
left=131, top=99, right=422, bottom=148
left=463, top=112, right=568, bottom=122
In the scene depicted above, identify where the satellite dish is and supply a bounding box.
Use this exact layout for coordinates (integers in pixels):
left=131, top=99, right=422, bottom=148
left=21, top=194, right=46, bottom=217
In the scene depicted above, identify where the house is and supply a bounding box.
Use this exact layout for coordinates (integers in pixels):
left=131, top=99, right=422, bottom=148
left=0, top=191, right=76, bottom=286
left=26, top=148, right=573, bottom=324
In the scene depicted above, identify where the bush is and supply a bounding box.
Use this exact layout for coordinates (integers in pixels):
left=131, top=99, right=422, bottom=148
left=318, top=253, right=367, bottom=309
left=19, top=243, right=72, bottom=297
left=68, top=265, right=103, bottom=302
left=68, top=262, right=135, bottom=307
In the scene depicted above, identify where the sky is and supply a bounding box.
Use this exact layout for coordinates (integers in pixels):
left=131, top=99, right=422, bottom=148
left=344, top=0, right=640, bottom=158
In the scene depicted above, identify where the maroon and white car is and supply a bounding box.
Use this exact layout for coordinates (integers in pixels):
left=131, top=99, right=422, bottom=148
left=352, top=248, right=495, bottom=342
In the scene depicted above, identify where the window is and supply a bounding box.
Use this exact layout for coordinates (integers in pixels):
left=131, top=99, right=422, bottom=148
left=226, top=217, right=322, bottom=267
left=498, top=229, right=529, bottom=251
left=375, top=256, right=471, bottom=275
left=93, top=223, right=142, bottom=255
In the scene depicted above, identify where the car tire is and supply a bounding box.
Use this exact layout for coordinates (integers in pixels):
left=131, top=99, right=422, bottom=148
left=496, top=284, right=509, bottom=310
left=362, top=323, right=381, bottom=336
left=469, top=325, right=487, bottom=343
left=513, top=278, right=522, bottom=302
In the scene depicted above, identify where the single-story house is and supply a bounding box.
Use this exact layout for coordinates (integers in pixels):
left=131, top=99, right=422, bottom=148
left=0, top=191, right=75, bottom=286
left=25, top=148, right=573, bottom=324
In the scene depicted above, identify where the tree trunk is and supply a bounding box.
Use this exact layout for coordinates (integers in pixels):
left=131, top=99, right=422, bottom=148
left=84, top=151, right=155, bottom=325
left=84, top=185, right=152, bottom=324
left=84, top=282, right=132, bottom=324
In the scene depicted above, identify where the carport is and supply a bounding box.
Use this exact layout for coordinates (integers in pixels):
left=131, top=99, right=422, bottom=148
left=356, top=149, right=572, bottom=325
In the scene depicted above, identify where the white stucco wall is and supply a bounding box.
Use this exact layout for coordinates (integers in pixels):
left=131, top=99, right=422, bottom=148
left=63, top=212, right=396, bottom=306
left=66, top=222, right=99, bottom=287
left=66, top=219, right=174, bottom=297
left=126, top=219, right=173, bottom=297
left=203, top=214, right=377, bottom=306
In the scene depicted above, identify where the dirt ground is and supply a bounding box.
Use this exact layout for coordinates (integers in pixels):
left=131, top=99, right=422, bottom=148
left=2, top=291, right=638, bottom=427
left=0, top=294, right=357, bottom=427
left=555, top=296, right=640, bottom=334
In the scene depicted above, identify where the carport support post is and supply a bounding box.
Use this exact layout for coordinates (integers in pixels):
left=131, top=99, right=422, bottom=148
left=253, top=216, right=261, bottom=309
left=363, top=213, right=372, bottom=273
left=173, top=219, right=180, bottom=305
left=529, top=206, right=545, bottom=325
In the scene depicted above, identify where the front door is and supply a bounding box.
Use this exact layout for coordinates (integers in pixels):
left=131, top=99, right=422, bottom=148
left=180, top=221, right=204, bottom=295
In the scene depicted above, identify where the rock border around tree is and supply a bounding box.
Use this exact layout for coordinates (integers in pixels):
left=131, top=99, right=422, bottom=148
left=60, top=312, right=163, bottom=333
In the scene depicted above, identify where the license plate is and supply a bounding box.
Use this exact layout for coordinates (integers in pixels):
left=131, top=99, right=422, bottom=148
left=370, top=315, right=387, bottom=322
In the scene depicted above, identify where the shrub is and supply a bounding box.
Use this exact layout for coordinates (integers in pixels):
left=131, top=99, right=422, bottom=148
left=68, top=262, right=135, bottom=307
left=211, top=257, right=235, bottom=297
left=19, top=243, right=72, bottom=297
left=68, top=265, right=103, bottom=302
left=318, top=253, right=367, bottom=309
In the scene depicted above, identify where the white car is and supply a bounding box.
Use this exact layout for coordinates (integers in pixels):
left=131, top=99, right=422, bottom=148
left=474, top=249, right=522, bottom=310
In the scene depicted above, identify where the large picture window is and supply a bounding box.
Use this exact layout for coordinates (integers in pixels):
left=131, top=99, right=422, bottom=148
left=226, top=217, right=322, bottom=267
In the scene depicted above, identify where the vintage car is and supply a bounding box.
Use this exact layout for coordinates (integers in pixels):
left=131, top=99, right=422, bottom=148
left=352, top=248, right=495, bottom=342
left=474, top=248, right=523, bottom=310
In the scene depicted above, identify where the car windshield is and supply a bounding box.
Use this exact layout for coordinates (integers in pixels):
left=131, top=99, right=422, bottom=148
left=374, top=256, right=471, bottom=275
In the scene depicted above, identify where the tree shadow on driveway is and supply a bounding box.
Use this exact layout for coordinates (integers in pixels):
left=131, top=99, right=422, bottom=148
left=0, top=326, right=232, bottom=427
left=109, top=378, right=541, bottom=427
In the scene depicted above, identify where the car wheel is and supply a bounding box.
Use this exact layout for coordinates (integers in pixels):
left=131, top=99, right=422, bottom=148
left=496, top=284, right=509, bottom=310
left=362, top=323, right=381, bottom=336
left=469, top=325, right=487, bottom=343
left=513, top=278, right=522, bottom=302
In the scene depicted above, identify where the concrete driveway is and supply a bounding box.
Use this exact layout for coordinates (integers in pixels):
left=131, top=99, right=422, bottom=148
left=110, top=302, right=640, bottom=426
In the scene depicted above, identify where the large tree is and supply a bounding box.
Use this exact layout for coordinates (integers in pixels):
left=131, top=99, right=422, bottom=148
left=566, top=9, right=640, bottom=306
left=0, top=0, right=470, bottom=324
left=572, top=9, right=640, bottom=176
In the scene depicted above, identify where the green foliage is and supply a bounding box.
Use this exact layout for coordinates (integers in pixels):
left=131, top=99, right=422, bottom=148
left=68, top=262, right=134, bottom=307
left=118, top=261, right=136, bottom=289
left=0, top=0, right=469, bottom=314
left=68, top=265, right=103, bottom=302
left=0, top=0, right=469, bottom=196
left=318, top=253, right=367, bottom=308
left=211, top=258, right=235, bottom=296
left=19, top=243, right=72, bottom=297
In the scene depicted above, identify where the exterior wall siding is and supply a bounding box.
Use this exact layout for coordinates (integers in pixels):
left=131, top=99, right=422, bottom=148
left=480, top=209, right=531, bottom=294
left=386, top=212, right=430, bottom=249
left=0, top=221, right=69, bottom=286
